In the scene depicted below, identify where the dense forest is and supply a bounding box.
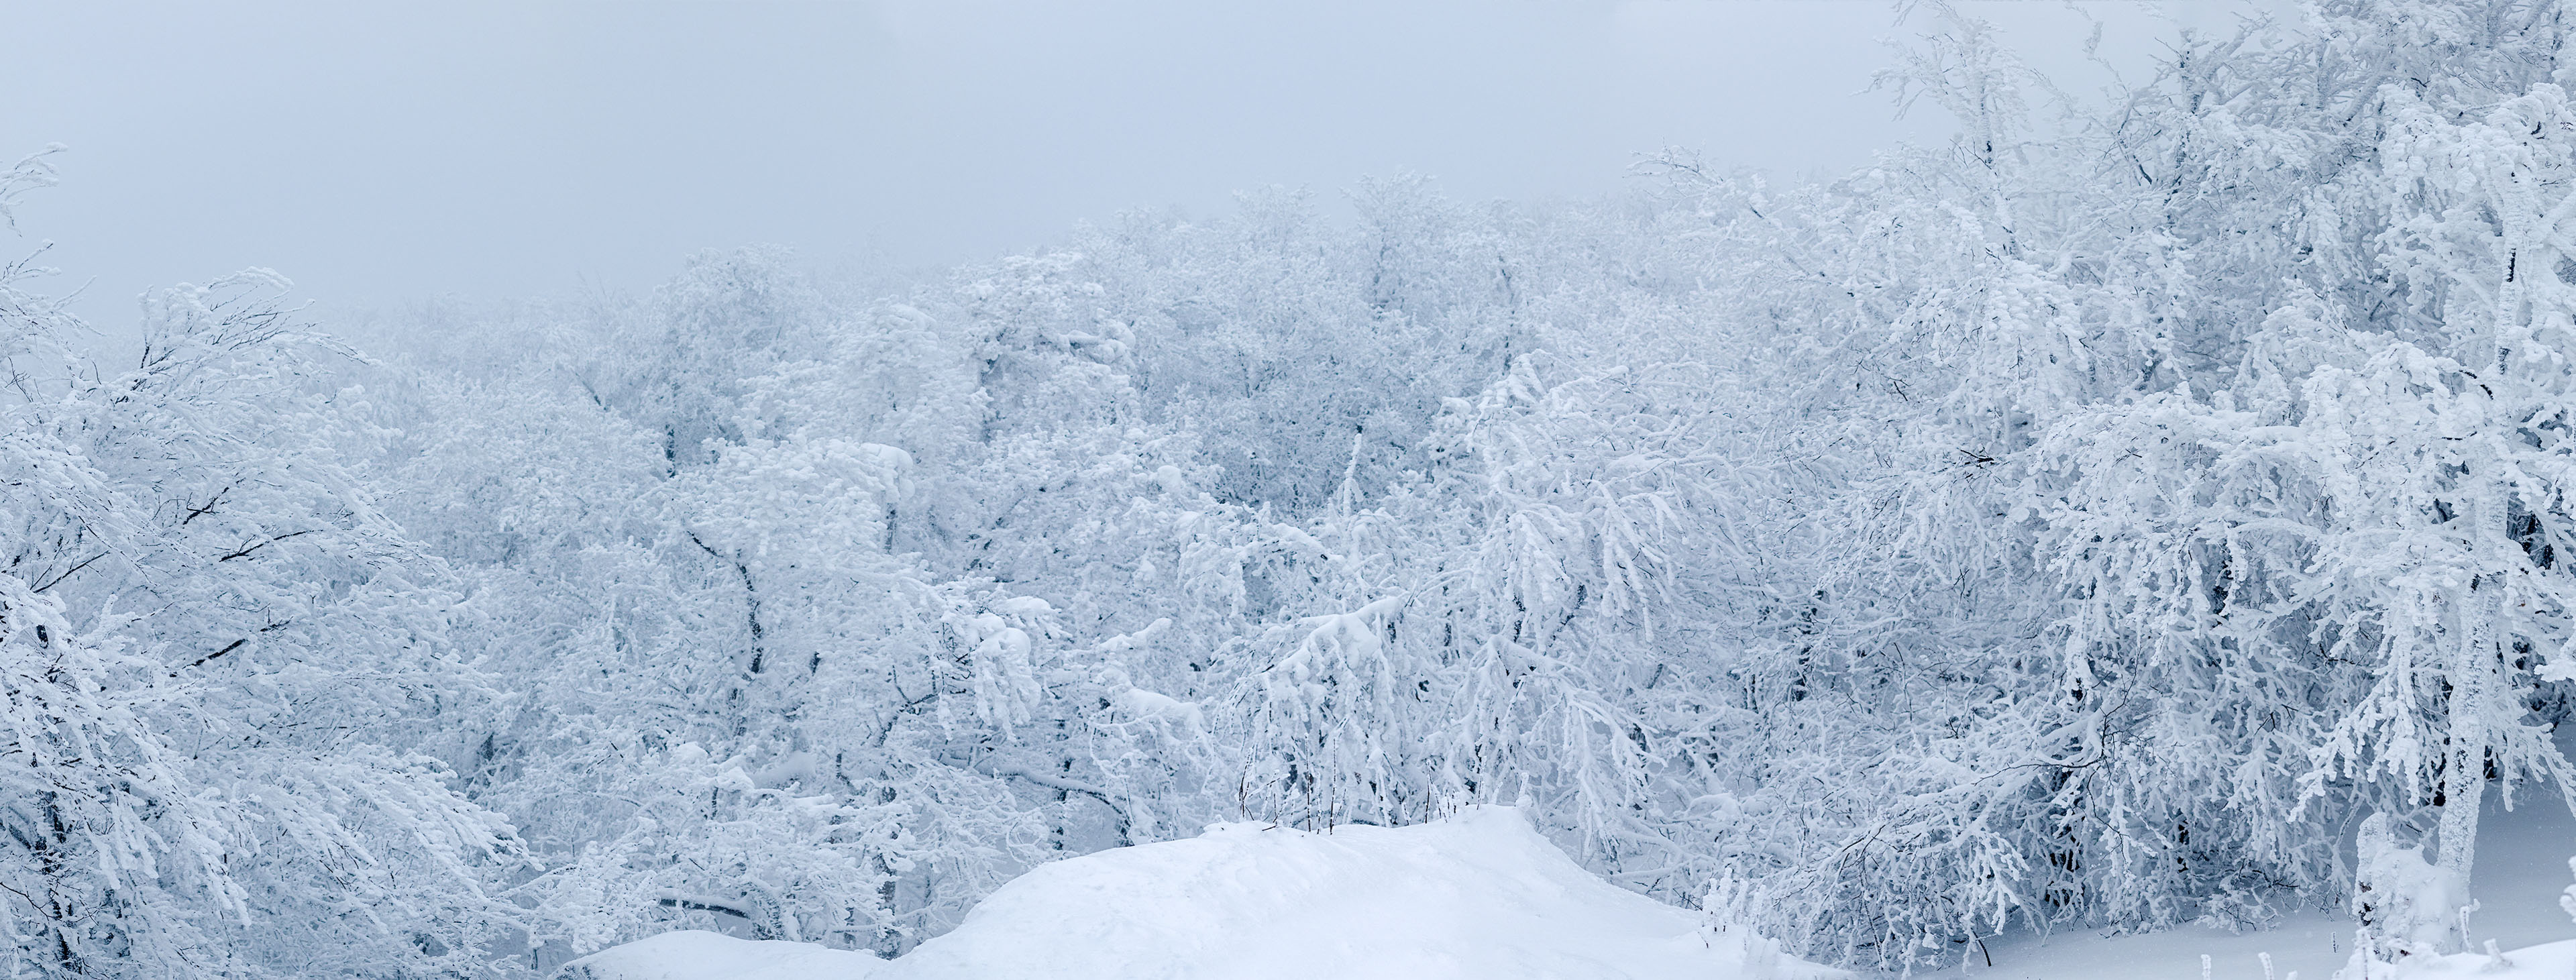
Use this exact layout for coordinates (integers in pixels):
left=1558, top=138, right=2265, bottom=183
left=12, top=0, right=2576, bottom=975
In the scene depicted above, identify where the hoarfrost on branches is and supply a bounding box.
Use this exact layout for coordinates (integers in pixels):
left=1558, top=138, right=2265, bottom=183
left=22, top=1, right=2576, bottom=975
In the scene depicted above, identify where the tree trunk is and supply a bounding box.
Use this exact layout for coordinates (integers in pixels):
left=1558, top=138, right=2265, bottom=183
left=2437, top=475, right=2506, bottom=906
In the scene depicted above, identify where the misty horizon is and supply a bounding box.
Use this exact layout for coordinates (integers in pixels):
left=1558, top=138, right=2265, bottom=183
left=8, top=1, right=2252, bottom=333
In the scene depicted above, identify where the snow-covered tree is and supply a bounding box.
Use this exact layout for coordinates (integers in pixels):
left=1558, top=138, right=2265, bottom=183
left=1, top=153, right=523, bottom=977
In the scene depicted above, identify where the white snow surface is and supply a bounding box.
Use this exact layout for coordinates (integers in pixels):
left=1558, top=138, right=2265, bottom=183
left=2399, top=935, right=2576, bottom=980
left=558, top=798, right=2576, bottom=980
left=1918, top=785, right=2576, bottom=980
left=561, top=805, right=1837, bottom=980
left=557, top=930, right=885, bottom=980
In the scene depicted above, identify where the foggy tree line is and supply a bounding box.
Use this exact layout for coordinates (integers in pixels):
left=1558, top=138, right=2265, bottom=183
left=11, top=0, right=2576, bottom=975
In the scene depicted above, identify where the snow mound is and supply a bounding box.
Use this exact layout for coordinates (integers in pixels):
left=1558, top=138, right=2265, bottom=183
left=891, top=804, right=1833, bottom=980
left=2396, top=936, right=2576, bottom=979
left=556, top=929, right=884, bottom=980
left=561, top=806, right=1835, bottom=980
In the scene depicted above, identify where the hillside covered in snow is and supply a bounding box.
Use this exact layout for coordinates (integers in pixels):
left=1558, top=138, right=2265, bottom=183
left=566, top=807, right=1839, bottom=980
left=567, top=799, right=2576, bottom=980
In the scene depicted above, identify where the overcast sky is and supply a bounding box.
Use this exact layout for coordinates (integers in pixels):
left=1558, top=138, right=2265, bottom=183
left=3, top=1, right=2267, bottom=329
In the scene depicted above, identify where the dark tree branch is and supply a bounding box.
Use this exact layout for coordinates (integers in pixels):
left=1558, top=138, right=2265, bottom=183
left=217, top=529, right=317, bottom=562
left=32, top=551, right=106, bottom=593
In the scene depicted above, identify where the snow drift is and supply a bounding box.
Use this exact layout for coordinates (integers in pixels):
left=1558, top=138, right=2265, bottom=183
left=561, top=806, right=1836, bottom=980
left=556, top=931, right=883, bottom=980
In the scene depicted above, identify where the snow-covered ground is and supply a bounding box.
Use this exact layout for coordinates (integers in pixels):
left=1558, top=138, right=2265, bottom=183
left=563, top=794, right=2576, bottom=980
left=557, top=931, right=883, bottom=980
left=1921, top=783, right=2576, bottom=980
left=561, top=805, right=1838, bottom=980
